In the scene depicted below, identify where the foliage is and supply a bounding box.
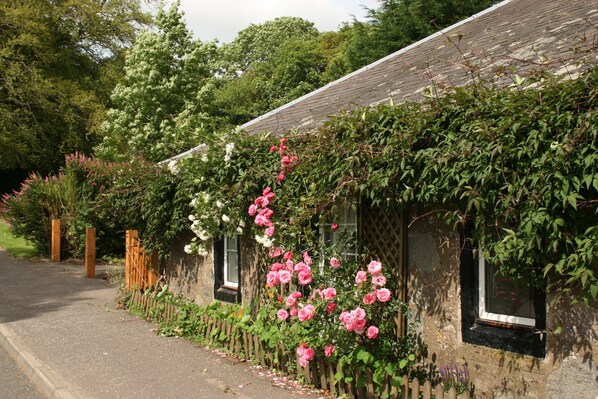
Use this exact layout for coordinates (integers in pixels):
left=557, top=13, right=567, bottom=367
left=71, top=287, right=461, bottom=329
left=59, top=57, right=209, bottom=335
left=1, top=153, right=179, bottom=259
left=0, top=0, right=153, bottom=179
left=328, top=0, right=499, bottom=78
left=96, top=2, right=221, bottom=162
left=178, top=66, right=598, bottom=304
left=213, top=17, right=325, bottom=125
left=1, top=172, right=76, bottom=256
left=0, top=219, right=37, bottom=259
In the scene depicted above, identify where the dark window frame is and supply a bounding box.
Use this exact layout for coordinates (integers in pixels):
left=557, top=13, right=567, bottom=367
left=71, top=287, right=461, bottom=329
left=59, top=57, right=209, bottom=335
left=214, top=237, right=241, bottom=303
left=460, top=230, right=546, bottom=358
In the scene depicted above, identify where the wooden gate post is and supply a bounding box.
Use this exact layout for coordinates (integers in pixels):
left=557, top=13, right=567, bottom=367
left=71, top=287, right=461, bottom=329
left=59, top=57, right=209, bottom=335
left=125, top=230, right=131, bottom=289
left=85, top=227, right=96, bottom=278
left=51, top=219, right=60, bottom=262
left=148, top=250, right=159, bottom=288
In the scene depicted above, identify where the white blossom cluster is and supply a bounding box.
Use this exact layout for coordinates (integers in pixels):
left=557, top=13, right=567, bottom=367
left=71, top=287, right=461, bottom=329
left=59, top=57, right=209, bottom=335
left=255, top=234, right=274, bottom=248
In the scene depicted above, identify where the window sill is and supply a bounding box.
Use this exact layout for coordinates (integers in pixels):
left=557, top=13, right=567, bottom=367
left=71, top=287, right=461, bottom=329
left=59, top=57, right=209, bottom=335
left=463, top=320, right=545, bottom=358
left=215, top=285, right=239, bottom=303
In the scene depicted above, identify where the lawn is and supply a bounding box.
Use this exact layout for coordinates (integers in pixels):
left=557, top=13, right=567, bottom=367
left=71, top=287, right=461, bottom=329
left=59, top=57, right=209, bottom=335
left=0, top=220, right=38, bottom=259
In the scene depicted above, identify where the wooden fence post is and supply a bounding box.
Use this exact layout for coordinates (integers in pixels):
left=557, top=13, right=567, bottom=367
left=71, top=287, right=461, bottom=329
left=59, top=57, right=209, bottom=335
left=51, top=219, right=60, bottom=262
left=148, top=250, right=159, bottom=288
left=85, top=227, right=96, bottom=278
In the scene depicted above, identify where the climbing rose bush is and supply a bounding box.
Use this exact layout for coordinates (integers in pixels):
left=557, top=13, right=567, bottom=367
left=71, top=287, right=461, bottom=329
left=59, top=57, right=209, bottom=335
left=247, top=138, right=427, bottom=375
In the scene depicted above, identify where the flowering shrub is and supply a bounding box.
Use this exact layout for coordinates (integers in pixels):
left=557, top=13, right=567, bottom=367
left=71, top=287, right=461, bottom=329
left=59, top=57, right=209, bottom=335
left=241, top=137, right=429, bottom=391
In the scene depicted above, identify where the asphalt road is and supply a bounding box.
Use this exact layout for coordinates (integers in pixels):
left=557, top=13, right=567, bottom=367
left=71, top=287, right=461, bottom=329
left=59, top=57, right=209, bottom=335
left=0, top=343, right=46, bottom=399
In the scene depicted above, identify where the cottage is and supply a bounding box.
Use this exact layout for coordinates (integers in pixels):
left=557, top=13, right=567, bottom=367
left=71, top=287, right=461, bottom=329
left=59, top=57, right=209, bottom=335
left=163, top=0, right=598, bottom=397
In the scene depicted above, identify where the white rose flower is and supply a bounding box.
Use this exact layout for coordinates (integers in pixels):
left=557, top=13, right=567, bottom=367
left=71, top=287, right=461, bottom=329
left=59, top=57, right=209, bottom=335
left=222, top=214, right=230, bottom=223
left=236, top=227, right=243, bottom=234
left=198, top=230, right=209, bottom=241
left=188, top=214, right=196, bottom=222
left=184, top=244, right=192, bottom=254
left=167, top=160, right=178, bottom=174
left=224, top=142, right=235, bottom=163
left=216, top=200, right=223, bottom=209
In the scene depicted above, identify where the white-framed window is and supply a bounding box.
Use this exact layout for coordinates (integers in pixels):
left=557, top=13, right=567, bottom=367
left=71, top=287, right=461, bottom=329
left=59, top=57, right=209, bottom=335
left=223, top=236, right=239, bottom=288
left=322, top=203, right=358, bottom=262
left=478, top=252, right=535, bottom=327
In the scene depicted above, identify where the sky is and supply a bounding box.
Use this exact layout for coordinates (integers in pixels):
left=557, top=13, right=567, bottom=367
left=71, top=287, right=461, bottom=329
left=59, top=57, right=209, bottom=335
left=173, top=0, right=380, bottom=44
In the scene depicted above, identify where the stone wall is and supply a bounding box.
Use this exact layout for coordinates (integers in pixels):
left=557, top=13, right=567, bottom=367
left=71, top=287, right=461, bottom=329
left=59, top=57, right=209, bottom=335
left=162, top=233, right=264, bottom=308
left=162, top=232, right=215, bottom=306
left=407, top=206, right=598, bottom=398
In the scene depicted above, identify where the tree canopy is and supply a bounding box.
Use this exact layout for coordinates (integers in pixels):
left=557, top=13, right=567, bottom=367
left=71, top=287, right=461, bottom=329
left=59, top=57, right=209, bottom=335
left=96, top=2, right=219, bottom=162
left=0, top=0, right=153, bottom=191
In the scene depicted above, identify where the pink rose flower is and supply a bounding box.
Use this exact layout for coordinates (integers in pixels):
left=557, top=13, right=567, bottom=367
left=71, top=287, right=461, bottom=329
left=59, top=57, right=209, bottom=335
left=362, top=292, right=376, bottom=305
left=269, top=145, right=278, bottom=152
left=278, top=270, right=292, bottom=284
left=354, top=325, right=365, bottom=335
left=254, top=214, right=270, bottom=227
left=283, top=251, right=293, bottom=261
left=330, top=223, right=339, bottom=231
left=354, top=318, right=366, bottom=332
left=322, top=287, right=337, bottom=300
left=248, top=204, right=257, bottom=216
left=269, top=247, right=282, bottom=258
left=329, top=257, right=341, bottom=268
left=298, top=271, right=312, bottom=286
left=266, top=271, right=279, bottom=286
left=281, top=155, right=293, bottom=168
left=326, top=302, right=337, bottom=314
left=367, top=326, right=379, bottom=339
left=264, top=226, right=275, bottom=237
left=294, top=262, right=309, bottom=273
left=277, top=309, right=289, bottom=321
left=285, top=291, right=302, bottom=307
left=259, top=207, right=274, bottom=219
left=368, top=260, right=382, bottom=275
left=372, top=274, right=387, bottom=286
left=355, top=270, right=368, bottom=284
left=290, top=307, right=298, bottom=317
left=263, top=187, right=275, bottom=200
left=303, top=347, right=315, bottom=361
left=284, top=260, right=294, bottom=271
left=302, top=251, right=312, bottom=266
left=296, top=343, right=308, bottom=357
left=376, top=288, right=392, bottom=302
left=298, top=357, right=309, bottom=367
left=324, top=344, right=335, bottom=357
left=354, top=307, right=366, bottom=320
left=298, top=305, right=315, bottom=321
left=277, top=171, right=286, bottom=183
left=271, top=262, right=284, bottom=272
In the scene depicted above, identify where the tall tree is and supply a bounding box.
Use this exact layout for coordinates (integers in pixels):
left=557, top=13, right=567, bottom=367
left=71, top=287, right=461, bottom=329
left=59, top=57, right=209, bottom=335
left=0, top=0, right=152, bottom=191
left=214, top=17, right=325, bottom=125
left=96, top=2, right=219, bottom=162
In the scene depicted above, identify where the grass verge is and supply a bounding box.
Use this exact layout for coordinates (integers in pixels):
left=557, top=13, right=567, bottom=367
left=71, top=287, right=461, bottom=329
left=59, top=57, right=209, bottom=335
left=0, top=220, right=38, bottom=259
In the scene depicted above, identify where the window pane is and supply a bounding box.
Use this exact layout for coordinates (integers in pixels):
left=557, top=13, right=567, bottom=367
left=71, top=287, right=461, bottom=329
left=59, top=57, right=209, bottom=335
left=225, top=237, right=239, bottom=285
left=485, top=264, right=534, bottom=319
left=323, top=203, right=358, bottom=262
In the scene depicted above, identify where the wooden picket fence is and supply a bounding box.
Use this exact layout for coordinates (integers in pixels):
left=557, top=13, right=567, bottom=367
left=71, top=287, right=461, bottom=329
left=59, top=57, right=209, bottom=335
left=125, top=230, right=158, bottom=290
left=128, top=291, right=476, bottom=399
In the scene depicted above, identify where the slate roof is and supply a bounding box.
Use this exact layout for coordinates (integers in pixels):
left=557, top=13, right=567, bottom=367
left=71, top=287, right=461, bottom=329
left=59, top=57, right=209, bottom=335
left=168, top=0, right=597, bottom=161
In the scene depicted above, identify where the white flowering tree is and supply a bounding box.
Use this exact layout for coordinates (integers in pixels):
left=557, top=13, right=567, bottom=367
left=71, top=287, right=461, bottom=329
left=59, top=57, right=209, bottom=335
left=96, top=2, right=219, bottom=162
